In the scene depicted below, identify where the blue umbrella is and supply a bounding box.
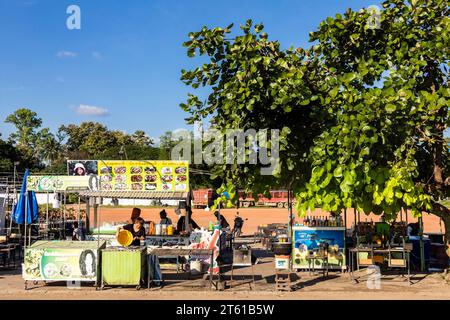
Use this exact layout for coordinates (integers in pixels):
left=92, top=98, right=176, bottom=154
left=13, top=169, right=38, bottom=224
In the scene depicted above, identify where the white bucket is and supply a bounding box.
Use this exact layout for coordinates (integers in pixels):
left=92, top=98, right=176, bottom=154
left=190, top=260, right=202, bottom=275
left=155, top=224, right=162, bottom=235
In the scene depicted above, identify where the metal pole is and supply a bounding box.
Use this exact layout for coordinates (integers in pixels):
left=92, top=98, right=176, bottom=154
left=63, top=192, right=67, bottom=239
left=46, top=192, right=49, bottom=237
left=24, top=192, right=28, bottom=255
left=288, top=188, right=293, bottom=271
left=96, top=198, right=100, bottom=250
left=405, top=208, right=409, bottom=224
left=400, top=208, right=403, bottom=222
left=77, top=196, right=81, bottom=225
left=419, top=216, right=425, bottom=272
left=86, top=196, right=91, bottom=233
left=344, top=208, right=347, bottom=229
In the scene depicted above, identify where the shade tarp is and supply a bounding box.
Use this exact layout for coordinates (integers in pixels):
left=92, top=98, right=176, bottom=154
left=77, top=190, right=188, bottom=200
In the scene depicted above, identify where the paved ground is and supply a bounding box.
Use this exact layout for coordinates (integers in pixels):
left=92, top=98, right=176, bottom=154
left=1, top=243, right=449, bottom=300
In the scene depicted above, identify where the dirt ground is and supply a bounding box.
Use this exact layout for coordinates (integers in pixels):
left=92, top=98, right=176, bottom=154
left=91, top=206, right=444, bottom=235
left=1, top=244, right=450, bottom=300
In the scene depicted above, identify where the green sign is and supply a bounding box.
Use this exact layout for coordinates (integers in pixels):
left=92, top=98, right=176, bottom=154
left=27, top=175, right=96, bottom=192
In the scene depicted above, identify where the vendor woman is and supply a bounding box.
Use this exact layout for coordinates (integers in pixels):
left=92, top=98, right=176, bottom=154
left=117, top=217, right=146, bottom=246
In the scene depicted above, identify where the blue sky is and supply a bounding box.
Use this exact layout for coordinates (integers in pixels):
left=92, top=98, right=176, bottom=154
left=3, top=0, right=426, bottom=142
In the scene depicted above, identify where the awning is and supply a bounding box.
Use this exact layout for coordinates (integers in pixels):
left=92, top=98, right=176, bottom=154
left=77, top=190, right=188, bottom=200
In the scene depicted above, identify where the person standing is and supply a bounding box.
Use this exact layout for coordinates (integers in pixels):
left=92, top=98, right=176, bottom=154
left=233, top=212, right=245, bottom=237
left=116, top=217, right=146, bottom=246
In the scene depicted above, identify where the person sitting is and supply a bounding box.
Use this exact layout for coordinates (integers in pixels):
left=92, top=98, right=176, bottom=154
left=214, top=211, right=230, bottom=229
left=72, top=221, right=86, bottom=241
left=177, top=207, right=200, bottom=234
left=117, top=217, right=146, bottom=246
left=159, top=209, right=172, bottom=225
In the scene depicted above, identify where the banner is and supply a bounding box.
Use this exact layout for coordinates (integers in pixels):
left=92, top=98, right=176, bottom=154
left=23, top=241, right=105, bottom=282
left=67, top=160, right=189, bottom=192
left=27, top=175, right=95, bottom=192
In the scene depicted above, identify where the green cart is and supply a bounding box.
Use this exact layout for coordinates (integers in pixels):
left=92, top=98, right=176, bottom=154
left=100, top=246, right=146, bottom=290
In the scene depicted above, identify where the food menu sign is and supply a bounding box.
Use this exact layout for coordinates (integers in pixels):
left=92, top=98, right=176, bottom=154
left=67, top=160, right=189, bottom=192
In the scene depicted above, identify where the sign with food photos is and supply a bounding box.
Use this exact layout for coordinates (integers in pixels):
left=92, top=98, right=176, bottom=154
left=67, top=160, right=189, bottom=192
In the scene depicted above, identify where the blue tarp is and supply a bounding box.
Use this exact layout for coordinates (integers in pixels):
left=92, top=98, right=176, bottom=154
left=12, top=169, right=38, bottom=224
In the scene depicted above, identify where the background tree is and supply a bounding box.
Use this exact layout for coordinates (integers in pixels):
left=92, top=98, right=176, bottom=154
left=131, top=130, right=154, bottom=147
left=5, top=108, right=42, bottom=164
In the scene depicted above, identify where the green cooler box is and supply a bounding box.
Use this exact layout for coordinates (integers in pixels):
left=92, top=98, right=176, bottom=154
left=101, top=247, right=146, bottom=289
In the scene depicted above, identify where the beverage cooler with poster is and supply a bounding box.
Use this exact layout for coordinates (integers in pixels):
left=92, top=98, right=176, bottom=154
left=292, top=226, right=346, bottom=271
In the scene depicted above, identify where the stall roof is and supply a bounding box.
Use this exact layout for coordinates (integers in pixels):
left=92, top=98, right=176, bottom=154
left=77, top=190, right=188, bottom=200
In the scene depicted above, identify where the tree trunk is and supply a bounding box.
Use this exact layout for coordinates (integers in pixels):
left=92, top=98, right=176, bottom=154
left=444, top=215, right=450, bottom=258
left=430, top=202, right=450, bottom=258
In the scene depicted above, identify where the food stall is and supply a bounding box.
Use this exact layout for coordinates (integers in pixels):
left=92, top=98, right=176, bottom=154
left=75, top=159, right=195, bottom=289
left=23, top=240, right=106, bottom=289
left=348, top=220, right=413, bottom=284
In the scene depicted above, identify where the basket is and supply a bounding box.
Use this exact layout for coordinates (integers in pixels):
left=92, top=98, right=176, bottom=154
left=117, top=230, right=133, bottom=247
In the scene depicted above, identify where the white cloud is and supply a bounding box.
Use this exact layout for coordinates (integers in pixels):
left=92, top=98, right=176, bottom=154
left=92, top=51, right=103, bottom=60
left=151, top=137, right=161, bottom=146
left=56, top=50, right=78, bottom=58
left=73, top=104, right=109, bottom=116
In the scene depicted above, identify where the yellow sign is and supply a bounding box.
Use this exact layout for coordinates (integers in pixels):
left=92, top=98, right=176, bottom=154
left=67, top=160, right=189, bottom=192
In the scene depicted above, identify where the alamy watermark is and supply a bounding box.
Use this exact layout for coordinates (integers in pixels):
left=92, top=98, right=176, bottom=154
left=66, top=5, right=81, bottom=30
left=366, top=5, right=381, bottom=30
left=366, top=265, right=381, bottom=290
left=171, top=122, right=280, bottom=175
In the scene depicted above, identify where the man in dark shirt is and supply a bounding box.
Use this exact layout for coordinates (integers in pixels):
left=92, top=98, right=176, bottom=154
left=117, top=217, right=146, bottom=246
left=177, top=207, right=199, bottom=234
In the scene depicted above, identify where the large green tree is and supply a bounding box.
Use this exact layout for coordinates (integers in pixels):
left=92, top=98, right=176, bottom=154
left=5, top=108, right=59, bottom=169
left=181, top=0, right=450, bottom=256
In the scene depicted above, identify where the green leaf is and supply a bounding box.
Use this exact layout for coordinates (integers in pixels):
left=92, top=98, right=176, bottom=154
left=385, top=104, right=396, bottom=113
